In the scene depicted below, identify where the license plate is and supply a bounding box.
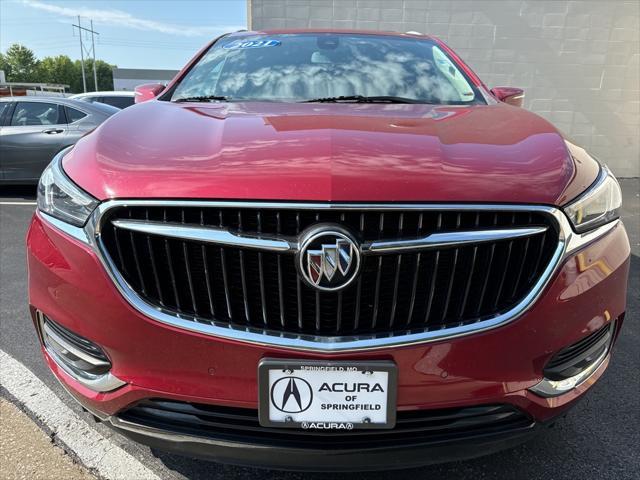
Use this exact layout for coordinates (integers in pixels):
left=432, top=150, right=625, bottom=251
left=258, top=359, right=397, bottom=430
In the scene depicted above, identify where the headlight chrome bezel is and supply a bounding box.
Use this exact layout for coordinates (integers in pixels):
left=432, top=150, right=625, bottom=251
left=37, top=148, right=99, bottom=227
left=563, top=165, right=622, bottom=234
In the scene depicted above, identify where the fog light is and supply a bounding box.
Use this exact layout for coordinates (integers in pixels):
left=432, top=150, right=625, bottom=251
left=530, top=322, right=614, bottom=398
left=37, top=312, right=125, bottom=392
left=529, top=349, right=608, bottom=397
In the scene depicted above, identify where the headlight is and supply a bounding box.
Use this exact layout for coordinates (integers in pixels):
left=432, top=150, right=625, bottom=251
left=563, top=166, right=622, bottom=233
left=37, top=149, right=98, bottom=227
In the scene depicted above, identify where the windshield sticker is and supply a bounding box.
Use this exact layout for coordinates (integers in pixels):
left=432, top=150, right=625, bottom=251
left=223, top=39, right=281, bottom=50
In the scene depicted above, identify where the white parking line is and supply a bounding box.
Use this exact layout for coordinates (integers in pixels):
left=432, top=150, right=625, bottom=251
left=0, top=201, right=37, bottom=205
left=0, top=349, right=161, bottom=480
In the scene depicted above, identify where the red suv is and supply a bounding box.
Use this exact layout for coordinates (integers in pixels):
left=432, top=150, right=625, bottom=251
left=28, top=31, right=630, bottom=471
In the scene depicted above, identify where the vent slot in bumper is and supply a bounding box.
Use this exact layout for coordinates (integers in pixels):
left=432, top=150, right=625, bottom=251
left=544, top=321, right=615, bottom=381
left=118, top=399, right=534, bottom=450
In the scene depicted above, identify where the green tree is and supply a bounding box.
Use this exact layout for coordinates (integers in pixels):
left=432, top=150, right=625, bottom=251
left=3, top=44, right=39, bottom=82
left=78, top=58, right=115, bottom=91
left=0, top=52, right=10, bottom=79
left=37, top=55, right=76, bottom=87
left=1, top=43, right=116, bottom=93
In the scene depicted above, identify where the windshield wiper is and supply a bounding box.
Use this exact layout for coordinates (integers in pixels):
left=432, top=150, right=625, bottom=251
left=173, top=95, right=229, bottom=103
left=302, top=95, right=422, bottom=104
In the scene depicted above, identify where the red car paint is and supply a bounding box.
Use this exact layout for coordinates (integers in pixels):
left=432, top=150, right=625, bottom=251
left=27, top=212, right=630, bottom=416
left=27, top=30, right=629, bottom=467
left=64, top=102, right=598, bottom=206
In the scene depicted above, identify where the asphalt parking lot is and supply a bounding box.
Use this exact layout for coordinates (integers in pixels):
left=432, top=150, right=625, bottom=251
left=1, top=180, right=638, bottom=480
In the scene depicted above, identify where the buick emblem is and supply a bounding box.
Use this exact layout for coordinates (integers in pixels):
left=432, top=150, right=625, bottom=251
left=297, top=225, right=361, bottom=291
left=270, top=377, right=313, bottom=413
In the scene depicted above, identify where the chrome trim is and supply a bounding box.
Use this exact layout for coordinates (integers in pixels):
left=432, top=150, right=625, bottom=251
left=42, top=322, right=110, bottom=368
left=529, top=349, right=610, bottom=398
left=46, top=346, right=126, bottom=392
left=563, top=217, right=619, bottom=254
left=111, top=219, right=547, bottom=256
left=112, top=219, right=294, bottom=252
left=362, top=226, right=548, bottom=254
left=39, top=211, right=89, bottom=243
left=37, top=313, right=126, bottom=392
left=39, top=200, right=622, bottom=352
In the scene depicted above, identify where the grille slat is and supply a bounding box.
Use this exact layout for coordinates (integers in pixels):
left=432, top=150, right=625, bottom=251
left=389, top=214, right=404, bottom=328
left=181, top=210, right=198, bottom=316
left=101, top=206, right=558, bottom=338
left=237, top=212, right=250, bottom=323
left=406, top=213, right=423, bottom=326
left=145, top=208, right=165, bottom=306
left=509, top=213, right=532, bottom=302
left=276, top=212, right=286, bottom=328
left=353, top=213, right=365, bottom=332
left=529, top=232, right=547, bottom=283
left=475, top=213, right=498, bottom=316
left=257, top=212, right=268, bottom=326
left=218, top=211, right=233, bottom=320
left=129, top=231, right=147, bottom=296
left=493, top=241, right=514, bottom=310
left=163, top=238, right=181, bottom=311
left=423, top=213, right=442, bottom=325
left=371, top=213, right=385, bottom=330
left=113, top=228, right=127, bottom=275
left=441, top=248, right=458, bottom=322
left=296, top=212, right=303, bottom=331
left=199, top=210, right=216, bottom=318
left=457, top=213, right=480, bottom=320
left=440, top=213, right=461, bottom=323
left=492, top=213, right=517, bottom=309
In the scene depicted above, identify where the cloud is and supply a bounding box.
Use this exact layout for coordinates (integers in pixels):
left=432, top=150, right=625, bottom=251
left=21, top=0, right=243, bottom=37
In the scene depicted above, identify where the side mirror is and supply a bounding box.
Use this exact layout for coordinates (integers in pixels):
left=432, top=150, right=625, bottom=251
left=134, top=83, right=165, bottom=104
left=490, top=87, right=525, bottom=107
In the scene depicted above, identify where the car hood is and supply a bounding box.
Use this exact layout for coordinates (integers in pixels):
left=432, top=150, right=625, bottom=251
left=64, top=101, right=597, bottom=205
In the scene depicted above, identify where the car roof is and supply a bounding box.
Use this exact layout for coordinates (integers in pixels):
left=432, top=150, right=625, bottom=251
left=226, top=29, right=435, bottom=40
left=71, top=91, right=135, bottom=98
left=1, top=96, right=76, bottom=104
left=0, top=96, right=119, bottom=115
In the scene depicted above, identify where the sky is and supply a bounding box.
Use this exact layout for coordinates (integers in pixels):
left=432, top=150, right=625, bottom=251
left=0, top=0, right=247, bottom=70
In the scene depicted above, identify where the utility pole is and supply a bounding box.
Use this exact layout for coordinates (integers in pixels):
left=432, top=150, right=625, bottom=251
left=73, top=17, right=100, bottom=92
left=90, top=20, right=98, bottom=91
left=76, top=16, right=86, bottom=92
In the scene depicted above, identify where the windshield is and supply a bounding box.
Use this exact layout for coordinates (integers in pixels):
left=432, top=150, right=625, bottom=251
left=169, top=33, right=484, bottom=104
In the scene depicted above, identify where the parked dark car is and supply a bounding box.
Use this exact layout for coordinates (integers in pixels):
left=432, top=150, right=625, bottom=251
left=0, top=96, right=118, bottom=184
left=70, top=91, right=136, bottom=109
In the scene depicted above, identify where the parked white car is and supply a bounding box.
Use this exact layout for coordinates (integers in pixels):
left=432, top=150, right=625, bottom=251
left=70, top=91, right=135, bottom=109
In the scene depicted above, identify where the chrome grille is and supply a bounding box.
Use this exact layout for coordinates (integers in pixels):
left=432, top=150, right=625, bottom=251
left=99, top=206, right=558, bottom=337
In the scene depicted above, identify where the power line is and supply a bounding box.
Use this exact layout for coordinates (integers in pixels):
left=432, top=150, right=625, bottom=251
left=72, top=16, right=99, bottom=93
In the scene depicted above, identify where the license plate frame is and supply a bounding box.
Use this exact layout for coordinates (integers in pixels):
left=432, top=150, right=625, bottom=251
left=258, top=358, right=397, bottom=430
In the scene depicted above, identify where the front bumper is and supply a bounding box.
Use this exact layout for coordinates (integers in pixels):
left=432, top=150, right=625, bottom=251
left=27, top=211, right=630, bottom=469
left=108, top=406, right=543, bottom=471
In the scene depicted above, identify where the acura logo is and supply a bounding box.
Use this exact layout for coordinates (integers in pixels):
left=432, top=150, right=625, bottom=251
left=270, top=377, right=313, bottom=413
left=297, top=225, right=361, bottom=291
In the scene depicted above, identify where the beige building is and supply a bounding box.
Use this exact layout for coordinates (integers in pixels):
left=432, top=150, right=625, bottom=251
left=248, top=0, right=639, bottom=177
